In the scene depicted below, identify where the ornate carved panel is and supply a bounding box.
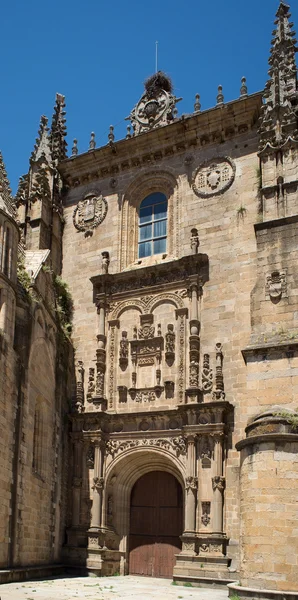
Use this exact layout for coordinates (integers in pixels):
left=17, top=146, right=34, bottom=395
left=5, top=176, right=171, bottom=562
left=73, top=192, right=108, bottom=236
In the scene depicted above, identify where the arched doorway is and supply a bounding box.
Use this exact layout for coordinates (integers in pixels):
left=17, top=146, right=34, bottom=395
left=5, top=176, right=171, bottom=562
left=129, top=471, right=183, bottom=578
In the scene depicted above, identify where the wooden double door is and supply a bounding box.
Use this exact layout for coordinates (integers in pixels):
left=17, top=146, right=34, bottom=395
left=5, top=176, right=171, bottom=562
left=129, top=471, right=183, bottom=578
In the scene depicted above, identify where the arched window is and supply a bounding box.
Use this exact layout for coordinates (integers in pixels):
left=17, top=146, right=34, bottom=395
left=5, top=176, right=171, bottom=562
left=138, top=192, right=167, bottom=259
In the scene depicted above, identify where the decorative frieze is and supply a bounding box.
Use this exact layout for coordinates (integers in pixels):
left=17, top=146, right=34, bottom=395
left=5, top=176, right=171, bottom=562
left=106, top=436, right=187, bottom=459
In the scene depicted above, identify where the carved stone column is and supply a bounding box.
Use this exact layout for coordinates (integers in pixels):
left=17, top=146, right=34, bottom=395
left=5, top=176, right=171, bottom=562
left=212, top=343, right=225, bottom=401
left=90, top=442, right=104, bottom=530
left=182, top=435, right=197, bottom=554
left=94, top=295, right=108, bottom=410
left=212, top=434, right=225, bottom=533
left=175, top=308, right=188, bottom=404
left=186, top=276, right=202, bottom=403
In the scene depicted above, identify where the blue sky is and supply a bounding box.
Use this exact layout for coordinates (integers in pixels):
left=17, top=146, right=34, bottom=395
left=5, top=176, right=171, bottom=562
left=2, top=0, right=298, bottom=193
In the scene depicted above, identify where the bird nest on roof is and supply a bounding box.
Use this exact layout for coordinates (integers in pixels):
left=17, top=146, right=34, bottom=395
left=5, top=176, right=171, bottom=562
left=144, top=71, right=173, bottom=98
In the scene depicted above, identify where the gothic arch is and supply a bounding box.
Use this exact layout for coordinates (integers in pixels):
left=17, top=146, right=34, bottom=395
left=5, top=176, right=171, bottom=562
left=119, top=168, right=180, bottom=269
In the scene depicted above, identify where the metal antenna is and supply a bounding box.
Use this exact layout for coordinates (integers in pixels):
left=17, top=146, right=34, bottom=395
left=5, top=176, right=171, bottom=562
left=156, top=41, right=158, bottom=72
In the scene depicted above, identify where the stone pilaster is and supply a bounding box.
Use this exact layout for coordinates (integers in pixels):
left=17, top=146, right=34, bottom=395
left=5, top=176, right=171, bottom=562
left=89, top=442, right=104, bottom=531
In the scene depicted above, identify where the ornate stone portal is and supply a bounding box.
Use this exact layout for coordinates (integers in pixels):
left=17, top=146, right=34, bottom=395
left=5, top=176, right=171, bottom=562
left=66, top=252, right=232, bottom=580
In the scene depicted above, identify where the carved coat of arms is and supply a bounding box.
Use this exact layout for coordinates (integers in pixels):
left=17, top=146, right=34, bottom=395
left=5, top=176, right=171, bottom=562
left=73, top=192, right=108, bottom=236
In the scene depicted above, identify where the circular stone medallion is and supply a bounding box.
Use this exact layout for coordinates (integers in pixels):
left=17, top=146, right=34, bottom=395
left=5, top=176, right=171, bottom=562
left=192, top=157, right=236, bottom=198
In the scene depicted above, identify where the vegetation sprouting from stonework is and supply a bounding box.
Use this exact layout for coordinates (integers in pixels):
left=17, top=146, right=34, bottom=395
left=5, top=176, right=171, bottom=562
left=273, top=410, right=298, bottom=432
left=17, top=256, right=32, bottom=294
left=144, top=71, right=173, bottom=98
left=54, top=274, right=73, bottom=337
left=42, top=266, right=73, bottom=337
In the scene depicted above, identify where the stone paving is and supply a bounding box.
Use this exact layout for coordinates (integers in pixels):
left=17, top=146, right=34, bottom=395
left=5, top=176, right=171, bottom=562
left=0, top=576, right=229, bottom=600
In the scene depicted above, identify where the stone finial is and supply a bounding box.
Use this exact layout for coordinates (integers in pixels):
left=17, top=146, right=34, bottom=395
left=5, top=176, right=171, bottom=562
left=101, top=251, right=110, bottom=274
left=71, top=139, right=78, bottom=157
left=89, top=132, right=96, bottom=151
left=30, top=115, right=51, bottom=164
left=259, top=2, right=298, bottom=150
left=50, top=93, right=67, bottom=161
left=194, top=93, right=201, bottom=113
left=126, top=126, right=132, bottom=139
left=108, top=126, right=115, bottom=145
left=0, top=151, right=16, bottom=218
left=240, top=77, right=248, bottom=98
left=216, top=85, right=224, bottom=105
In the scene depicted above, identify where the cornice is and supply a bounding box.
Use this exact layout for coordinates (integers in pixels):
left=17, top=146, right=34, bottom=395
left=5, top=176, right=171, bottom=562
left=58, top=93, right=262, bottom=189
left=91, top=254, right=209, bottom=301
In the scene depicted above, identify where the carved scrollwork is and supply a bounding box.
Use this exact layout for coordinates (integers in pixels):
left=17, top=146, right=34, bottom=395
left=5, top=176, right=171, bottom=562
left=105, top=436, right=186, bottom=459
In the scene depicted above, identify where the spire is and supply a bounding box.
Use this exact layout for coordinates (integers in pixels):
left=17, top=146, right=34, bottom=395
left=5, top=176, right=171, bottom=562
left=0, top=152, right=16, bottom=218
left=259, top=1, right=298, bottom=150
left=50, top=93, right=67, bottom=162
left=30, top=115, right=52, bottom=164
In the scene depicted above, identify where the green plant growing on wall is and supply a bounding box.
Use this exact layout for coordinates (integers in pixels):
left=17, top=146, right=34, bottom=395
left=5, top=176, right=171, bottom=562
left=17, top=257, right=32, bottom=294
left=53, top=274, right=73, bottom=337
left=237, top=205, right=247, bottom=219
left=41, top=265, right=74, bottom=337
left=273, top=410, right=298, bottom=431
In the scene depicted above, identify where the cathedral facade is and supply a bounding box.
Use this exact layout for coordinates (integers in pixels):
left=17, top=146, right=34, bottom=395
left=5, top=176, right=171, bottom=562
left=1, top=3, right=298, bottom=598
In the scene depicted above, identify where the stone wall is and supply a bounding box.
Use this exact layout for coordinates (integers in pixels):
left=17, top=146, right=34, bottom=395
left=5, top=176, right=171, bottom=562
left=237, top=430, right=298, bottom=593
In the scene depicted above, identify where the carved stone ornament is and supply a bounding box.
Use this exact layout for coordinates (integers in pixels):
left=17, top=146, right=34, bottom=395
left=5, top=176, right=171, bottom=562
left=192, top=157, right=236, bottom=198
left=73, top=192, right=108, bottom=236
left=201, top=501, right=211, bottom=526
left=86, top=446, right=95, bottom=468
left=128, top=78, right=181, bottom=135
left=202, top=354, right=213, bottom=393
left=92, top=476, right=104, bottom=492
left=185, top=476, right=198, bottom=491
left=265, top=270, right=287, bottom=302
left=212, top=475, right=226, bottom=493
